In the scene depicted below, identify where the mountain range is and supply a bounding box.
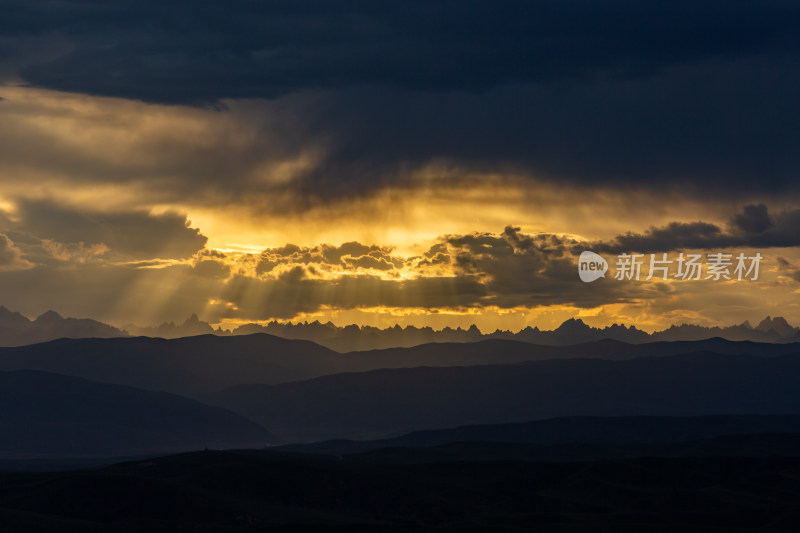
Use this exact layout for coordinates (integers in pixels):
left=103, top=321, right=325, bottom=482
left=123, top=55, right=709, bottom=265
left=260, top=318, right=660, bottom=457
left=1, top=332, right=800, bottom=446
left=0, top=325, right=800, bottom=459
left=1, top=334, right=797, bottom=397
left=4, top=306, right=800, bottom=450
left=0, top=306, right=125, bottom=346
left=2, top=304, right=800, bottom=349
left=222, top=315, right=800, bottom=350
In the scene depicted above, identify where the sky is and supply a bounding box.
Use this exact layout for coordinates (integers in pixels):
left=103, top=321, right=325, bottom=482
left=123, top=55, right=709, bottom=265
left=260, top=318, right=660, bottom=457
left=1, top=0, right=800, bottom=332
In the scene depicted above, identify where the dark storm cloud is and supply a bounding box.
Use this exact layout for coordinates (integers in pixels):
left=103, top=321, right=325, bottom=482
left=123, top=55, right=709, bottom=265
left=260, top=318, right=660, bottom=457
left=5, top=1, right=797, bottom=103
left=8, top=200, right=207, bottom=260
left=591, top=204, right=800, bottom=253
left=732, top=204, right=775, bottom=234
left=440, top=227, right=657, bottom=309
left=2, top=1, right=800, bottom=197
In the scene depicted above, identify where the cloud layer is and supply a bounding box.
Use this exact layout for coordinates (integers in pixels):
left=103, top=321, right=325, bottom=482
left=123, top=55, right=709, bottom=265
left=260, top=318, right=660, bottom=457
left=1, top=1, right=799, bottom=201
left=7, top=1, right=799, bottom=103
left=1, top=2, right=800, bottom=330
left=1, top=199, right=206, bottom=262
left=1, top=208, right=796, bottom=328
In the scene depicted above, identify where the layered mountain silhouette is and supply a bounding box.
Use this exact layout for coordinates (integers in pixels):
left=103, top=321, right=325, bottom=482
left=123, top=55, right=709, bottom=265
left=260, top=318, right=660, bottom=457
left=4, top=303, right=800, bottom=452
left=2, top=304, right=800, bottom=349
left=207, top=351, right=800, bottom=442
left=0, top=370, right=270, bottom=457
left=1, top=335, right=797, bottom=397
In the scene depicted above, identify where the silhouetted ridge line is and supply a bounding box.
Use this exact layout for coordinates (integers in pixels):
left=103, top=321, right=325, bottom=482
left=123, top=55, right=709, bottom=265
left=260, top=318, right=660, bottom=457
left=130, top=314, right=800, bottom=351
left=2, top=303, right=800, bottom=350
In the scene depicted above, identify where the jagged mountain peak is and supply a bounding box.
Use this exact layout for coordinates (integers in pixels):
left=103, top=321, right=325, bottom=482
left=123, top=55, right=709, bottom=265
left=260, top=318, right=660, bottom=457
left=755, top=316, right=795, bottom=336
left=0, top=305, right=30, bottom=322
left=183, top=313, right=203, bottom=325
left=555, top=318, right=591, bottom=331
left=34, top=310, right=64, bottom=323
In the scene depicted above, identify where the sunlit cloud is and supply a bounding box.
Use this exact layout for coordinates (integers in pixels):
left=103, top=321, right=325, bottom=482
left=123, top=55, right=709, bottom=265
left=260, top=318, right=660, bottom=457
left=0, top=18, right=799, bottom=334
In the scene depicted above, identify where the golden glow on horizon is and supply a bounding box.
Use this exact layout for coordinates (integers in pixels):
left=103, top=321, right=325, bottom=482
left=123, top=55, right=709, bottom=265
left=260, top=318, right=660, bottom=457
left=206, top=301, right=750, bottom=335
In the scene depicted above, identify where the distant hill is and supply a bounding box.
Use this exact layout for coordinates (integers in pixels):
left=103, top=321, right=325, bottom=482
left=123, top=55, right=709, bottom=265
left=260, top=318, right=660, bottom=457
left=208, top=351, right=800, bottom=442
left=277, top=414, right=800, bottom=455
left=0, top=334, right=341, bottom=396
left=0, top=307, right=126, bottom=346
left=0, top=370, right=270, bottom=457
left=1, top=335, right=798, bottom=397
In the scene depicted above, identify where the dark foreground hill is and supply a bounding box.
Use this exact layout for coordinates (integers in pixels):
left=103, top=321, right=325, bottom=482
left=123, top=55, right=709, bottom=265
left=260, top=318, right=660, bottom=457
left=3, top=450, right=800, bottom=531
left=277, top=414, right=800, bottom=455
left=339, top=432, right=800, bottom=464
left=0, top=334, right=797, bottom=396
left=209, top=351, right=800, bottom=442
left=0, top=371, right=270, bottom=457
